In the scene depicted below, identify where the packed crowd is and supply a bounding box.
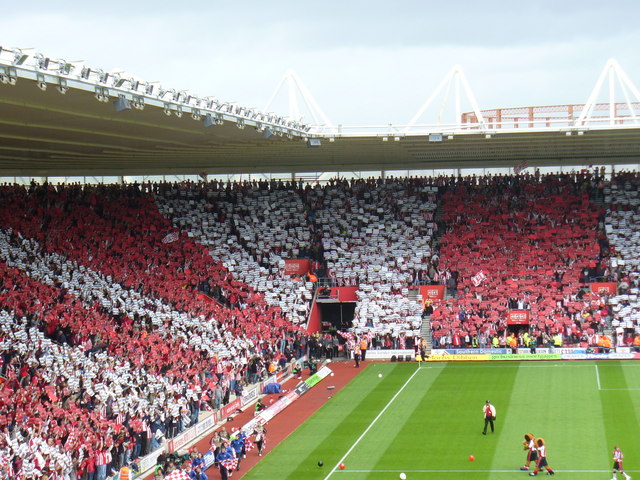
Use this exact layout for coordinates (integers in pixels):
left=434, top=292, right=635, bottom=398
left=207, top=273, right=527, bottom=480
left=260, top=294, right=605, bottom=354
left=1, top=170, right=639, bottom=479
left=430, top=170, right=612, bottom=347
left=0, top=183, right=304, bottom=479
left=603, top=172, right=640, bottom=344
left=154, top=178, right=440, bottom=338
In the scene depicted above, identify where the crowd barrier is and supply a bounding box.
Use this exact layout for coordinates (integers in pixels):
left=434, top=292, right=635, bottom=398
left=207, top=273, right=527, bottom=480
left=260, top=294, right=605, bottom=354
left=135, top=363, right=296, bottom=478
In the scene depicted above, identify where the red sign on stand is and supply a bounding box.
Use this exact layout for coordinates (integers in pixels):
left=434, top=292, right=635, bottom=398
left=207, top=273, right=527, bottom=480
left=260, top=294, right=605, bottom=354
left=590, top=282, right=617, bottom=296
left=419, top=285, right=446, bottom=301
left=507, top=310, right=530, bottom=325
left=283, top=259, right=310, bottom=275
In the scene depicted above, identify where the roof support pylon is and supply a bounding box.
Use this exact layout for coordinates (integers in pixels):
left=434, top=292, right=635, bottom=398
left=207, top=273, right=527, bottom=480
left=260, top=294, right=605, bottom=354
left=264, top=69, right=334, bottom=132
left=405, top=65, right=486, bottom=133
left=576, top=59, right=640, bottom=127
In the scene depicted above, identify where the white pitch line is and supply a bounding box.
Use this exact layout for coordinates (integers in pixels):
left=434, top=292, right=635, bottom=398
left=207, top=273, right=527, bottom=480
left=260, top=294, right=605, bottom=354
left=595, top=364, right=602, bottom=390
left=323, top=366, right=423, bottom=480
left=334, top=469, right=640, bottom=474
left=422, top=363, right=640, bottom=369
left=600, top=388, right=640, bottom=390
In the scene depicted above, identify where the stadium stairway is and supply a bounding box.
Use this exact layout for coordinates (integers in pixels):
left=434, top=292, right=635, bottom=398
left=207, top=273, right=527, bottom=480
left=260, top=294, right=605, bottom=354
left=420, top=315, right=432, bottom=354
left=409, top=286, right=433, bottom=353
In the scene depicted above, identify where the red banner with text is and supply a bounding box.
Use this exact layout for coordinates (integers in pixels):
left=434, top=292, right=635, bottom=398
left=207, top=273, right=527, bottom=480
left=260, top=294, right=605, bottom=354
left=419, top=285, right=446, bottom=302
left=590, top=282, right=617, bottom=296
left=507, top=310, right=530, bottom=325
left=283, top=259, right=310, bottom=276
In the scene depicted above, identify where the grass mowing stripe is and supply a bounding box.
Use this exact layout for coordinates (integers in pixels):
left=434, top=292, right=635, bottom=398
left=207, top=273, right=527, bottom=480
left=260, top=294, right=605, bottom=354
left=601, top=361, right=640, bottom=473
left=322, top=365, right=422, bottom=480
left=493, top=360, right=609, bottom=476
left=241, top=363, right=415, bottom=480
left=368, top=362, right=520, bottom=479
left=244, top=361, right=640, bottom=480
left=346, top=364, right=445, bottom=471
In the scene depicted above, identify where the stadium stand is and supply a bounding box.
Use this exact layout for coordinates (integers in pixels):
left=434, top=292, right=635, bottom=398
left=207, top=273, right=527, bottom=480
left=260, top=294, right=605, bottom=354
left=604, top=173, right=640, bottom=345
left=431, top=172, right=609, bottom=348
left=0, top=170, right=636, bottom=479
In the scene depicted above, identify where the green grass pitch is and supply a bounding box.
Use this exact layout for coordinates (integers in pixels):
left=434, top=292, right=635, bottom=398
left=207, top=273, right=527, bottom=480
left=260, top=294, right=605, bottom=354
left=241, top=361, right=640, bottom=479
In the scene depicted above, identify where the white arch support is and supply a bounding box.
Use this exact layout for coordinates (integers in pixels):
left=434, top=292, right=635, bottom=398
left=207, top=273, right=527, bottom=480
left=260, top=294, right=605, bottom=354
left=576, top=59, right=640, bottom=127
left=264, top=69, right=334, bottom=132
left=405, top=65, right=486, bottom=134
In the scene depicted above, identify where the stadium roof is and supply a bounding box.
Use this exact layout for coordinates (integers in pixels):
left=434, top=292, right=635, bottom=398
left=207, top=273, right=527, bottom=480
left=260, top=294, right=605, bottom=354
left=2, top=55, right=640, bottom=177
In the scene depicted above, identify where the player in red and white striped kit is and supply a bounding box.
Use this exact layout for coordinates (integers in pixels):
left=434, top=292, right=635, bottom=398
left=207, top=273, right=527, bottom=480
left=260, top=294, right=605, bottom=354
left=612, top=445, right=631, bottom=480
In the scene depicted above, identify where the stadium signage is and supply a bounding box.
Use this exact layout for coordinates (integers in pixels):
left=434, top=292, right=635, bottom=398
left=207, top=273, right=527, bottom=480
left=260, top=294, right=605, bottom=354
left=431, top=348, right=507, bottom=355
left=283, top=259, right=310, bottom=275
left=366, top=349, right=415, bottom=359
left=138, top=446, right=165, bottom=473
left=241, top=385, right=260, bottom=406
left=507, top=310, right=530, bottom=325
left=489, top=353, right=561, bottom=361
left=590, top=282, right=617, bottom=295
left=202, top=450, right=217, bottom=469
left=419, top=285, right=445, bottom=301
left=220, top=398, right=242, bottom=419
left=561, top=352, right=636, bottom=360
left=428, top=353, right=563, bottom=362
left=168, top=427, right=197, bottom=453
left=195, top=414, right=217, bottom=436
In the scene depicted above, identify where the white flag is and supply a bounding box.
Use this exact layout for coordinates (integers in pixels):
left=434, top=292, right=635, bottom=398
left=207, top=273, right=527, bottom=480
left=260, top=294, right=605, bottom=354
left=471, top=270, right=487, bottom=287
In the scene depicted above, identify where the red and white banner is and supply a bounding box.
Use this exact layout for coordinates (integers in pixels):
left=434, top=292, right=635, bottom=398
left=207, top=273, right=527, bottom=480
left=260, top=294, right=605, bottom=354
left=419, top=285, right=445, bottom=301
left=507, top=310, right=530, bottom=325
left=471, top=271, right=487, bottom=287
left=514, top=160, right=528, bottom=175
left=590, top=282, right=617, bottom=296
left=162, top=231, right=179, bottom=244
left=283, top=259, right=310, bottom=276
left=219, top=398, right=242, bottom=419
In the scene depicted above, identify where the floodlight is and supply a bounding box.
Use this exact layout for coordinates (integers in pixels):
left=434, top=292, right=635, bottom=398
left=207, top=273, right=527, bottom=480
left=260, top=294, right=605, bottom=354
left=12, top=52, right=28, bottom=66
left=263, top=127, right=274, bottom=139
left=57, top=78, right=68, bottom=94
left=203, top=114, right=215, bottom=127
left=164, top=103, right=172, bottom=116
left=0, top=67, right=16, bottom=85
left=36, top=74, right=46, bottom=91
left=80, top=67, right=91, bottom=79
left=114, top=95, right=131, bottom=112
left=57, top=60, right=72, bottom=75
left=132, top=96, right=145, bottom=110
left=175, top=106, right=183, bottom=118
left=35, top=54, right=49, bottom=70
left=307, top=138, right=321, bottom=147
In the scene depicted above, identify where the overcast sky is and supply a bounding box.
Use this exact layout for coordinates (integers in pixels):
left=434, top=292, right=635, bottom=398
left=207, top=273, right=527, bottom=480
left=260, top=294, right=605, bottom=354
left=3, top=1, right=640, bottom=126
